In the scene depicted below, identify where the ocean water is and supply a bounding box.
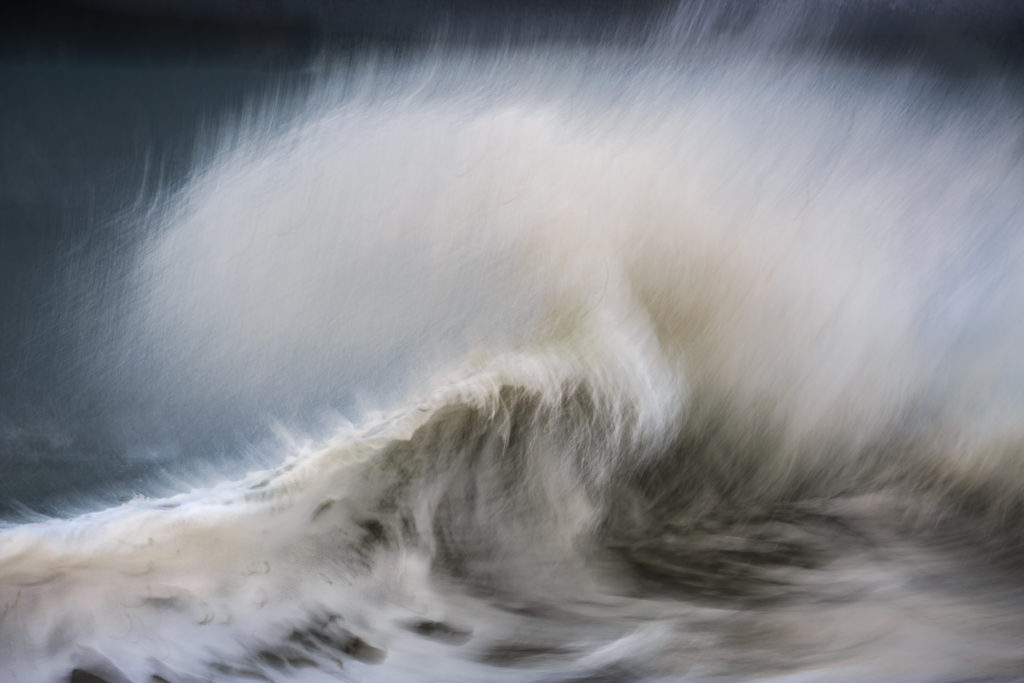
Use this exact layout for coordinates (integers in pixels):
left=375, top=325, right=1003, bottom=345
left=3, top=2, right=1024, bottom=681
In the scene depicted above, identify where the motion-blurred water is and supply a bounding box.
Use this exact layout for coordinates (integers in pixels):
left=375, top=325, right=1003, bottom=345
left=3, top=2, right=1024, bottom=681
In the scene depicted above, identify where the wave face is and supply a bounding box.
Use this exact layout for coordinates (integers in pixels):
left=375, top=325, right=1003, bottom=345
left=4, top=3, right=1024, bottom=681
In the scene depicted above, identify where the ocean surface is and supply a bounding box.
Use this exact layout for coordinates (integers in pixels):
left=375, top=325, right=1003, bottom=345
left=3, top=2, right=1024, bottom=681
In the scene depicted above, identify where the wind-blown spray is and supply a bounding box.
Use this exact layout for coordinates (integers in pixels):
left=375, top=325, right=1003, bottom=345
left=3, top=3, right=1024, bottom=681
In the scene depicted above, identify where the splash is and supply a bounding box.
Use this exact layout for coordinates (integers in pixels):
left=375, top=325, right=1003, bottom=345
left=4, top=3, right=1024, bottom=681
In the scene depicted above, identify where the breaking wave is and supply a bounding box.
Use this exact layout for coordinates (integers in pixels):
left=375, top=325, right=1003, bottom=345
left=4, top=3, right=1024, bottom=681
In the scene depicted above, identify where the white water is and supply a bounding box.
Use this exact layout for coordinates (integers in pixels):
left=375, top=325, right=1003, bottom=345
left=3, top=4, right=1024, bottom=681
